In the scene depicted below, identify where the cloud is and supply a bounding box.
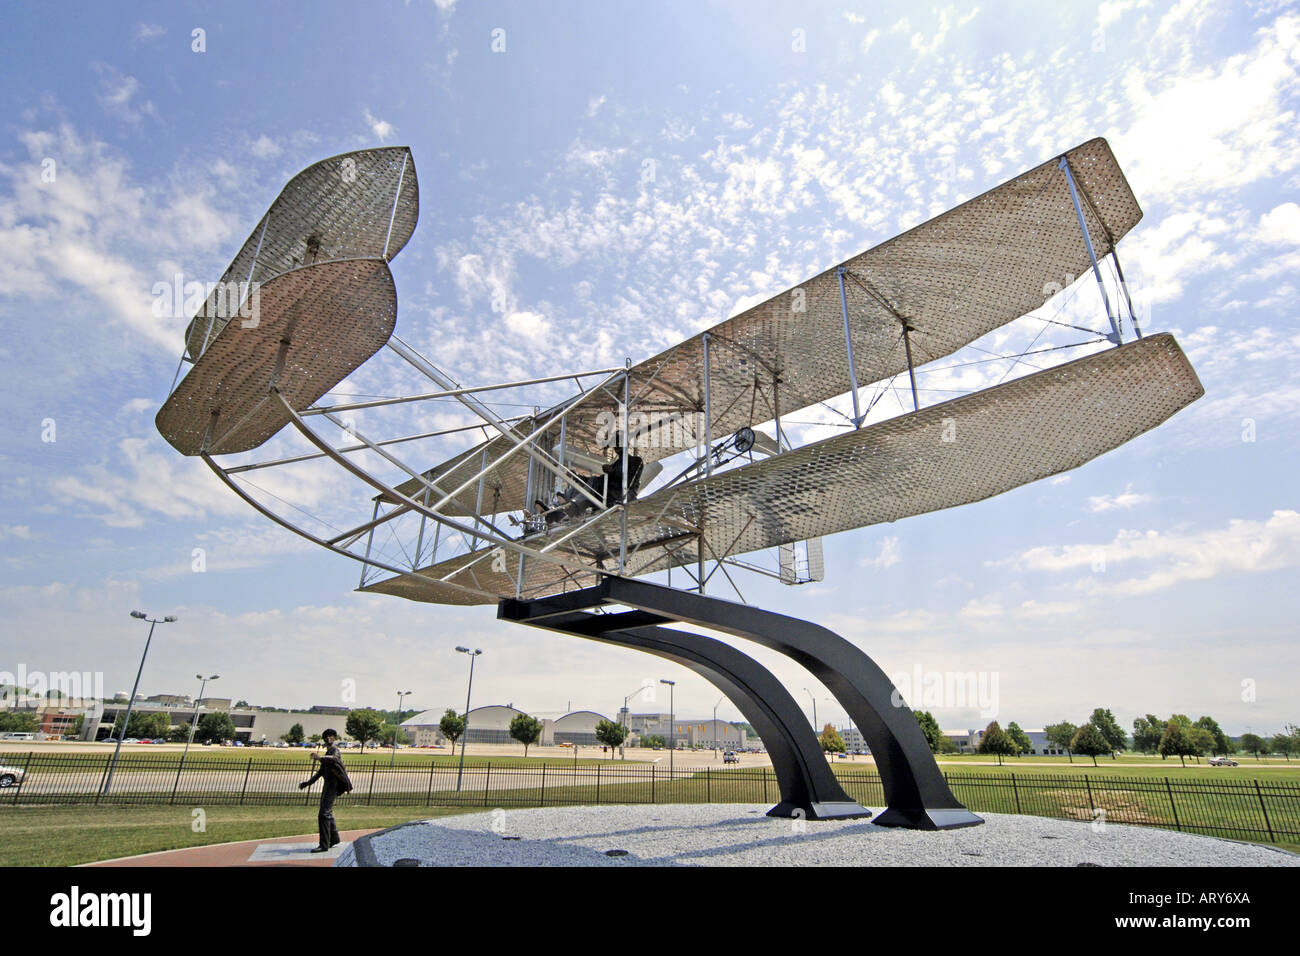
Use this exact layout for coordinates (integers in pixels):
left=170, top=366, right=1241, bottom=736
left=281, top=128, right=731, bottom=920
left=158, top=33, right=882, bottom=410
left=1087, top=484, right=1153, bottom=512
left=91, top=63, right=156, bottom=123
left=999, top=510, right=1300, bottom=597
left=860, top=536, right=901, bottom=569
left=586, top=94, right=607, bottom=118
left=133, top=23, right=166, bottom=42
left=1257, top=202, right=1300, bottom=244
left=248, top=134, right=281, bottom=159
left=363, top=108, right=396, bottom=141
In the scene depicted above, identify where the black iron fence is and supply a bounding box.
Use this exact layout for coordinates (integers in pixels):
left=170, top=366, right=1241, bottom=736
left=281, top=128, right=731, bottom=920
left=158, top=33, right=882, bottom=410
left=2, top=752, right=1297, bottom=847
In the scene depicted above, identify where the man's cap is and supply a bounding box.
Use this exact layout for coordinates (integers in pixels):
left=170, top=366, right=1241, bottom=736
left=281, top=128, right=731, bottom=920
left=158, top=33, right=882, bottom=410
left=323, top=728, right=338, bottom=738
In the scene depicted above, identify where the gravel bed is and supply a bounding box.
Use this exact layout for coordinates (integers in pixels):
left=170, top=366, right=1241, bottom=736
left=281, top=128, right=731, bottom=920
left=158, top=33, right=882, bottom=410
left=336, top=804, right=1299, bottom=867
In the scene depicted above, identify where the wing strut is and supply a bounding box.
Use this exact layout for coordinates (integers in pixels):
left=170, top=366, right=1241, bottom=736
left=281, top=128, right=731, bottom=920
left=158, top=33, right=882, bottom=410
left=1059, top=156, right=1122, bottom=345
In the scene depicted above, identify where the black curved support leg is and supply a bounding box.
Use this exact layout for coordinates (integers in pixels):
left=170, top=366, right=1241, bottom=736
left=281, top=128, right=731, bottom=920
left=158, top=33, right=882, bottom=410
left=499, top=599, right=871, bottom=820
left=587, top=578, right=982, bottom=830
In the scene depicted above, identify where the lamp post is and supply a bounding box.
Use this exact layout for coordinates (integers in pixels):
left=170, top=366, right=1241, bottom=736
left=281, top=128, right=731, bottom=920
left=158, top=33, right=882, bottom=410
left=454, top=647, right=481, bottom=791
left=179, top=673, right=218, bottom=772
left=660, top=679, right=676, bottom=775
left=392, top=689, right=412, bottom=767
left=713, top=694, right=725, bottom=759
left=803, top=687, right=818, bottom=731
left=103, top=611, right=177, bottom=796
left=620, top=683, right=649, bottom=760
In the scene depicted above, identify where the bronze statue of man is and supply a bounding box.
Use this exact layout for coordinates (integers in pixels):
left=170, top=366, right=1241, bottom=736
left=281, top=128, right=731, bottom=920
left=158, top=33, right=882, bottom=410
left=299, top=728, right=354, bottom=852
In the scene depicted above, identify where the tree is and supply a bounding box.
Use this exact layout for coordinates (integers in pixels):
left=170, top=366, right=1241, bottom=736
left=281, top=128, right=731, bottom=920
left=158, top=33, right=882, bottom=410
left=594, top=718, right=628, bottom=757
left=977, top=721, right=1016, bottom=765
left=439, top=709, right=465, bottom=752
left=508, top=713, right=543, bottom=758
left=1045, top=721, right=1079, bottom=762
left=377, top=723, right=407, bottom=747
left=913, top=710, right=943, bottom=752
left=1239, top=733, right=1265, bottom=760
left=1158, top=720, right=1196, bottom=767
left=282, top=723, right=305, bottom=745
left=1132, top=714, right=1163, bottom=753
left=167, top=723, right=191, bottom=743
left=1193, top=716, right=1232, bottom=756
left=819, top=723, right=846, bottom=754
left=1186, top=726, right=1215, bottom=763
left=234, top=700, right=251, bottom=709
left=308, top=733, right=322, bottom=744
left=195, top=712, right=236, bottom=745
left=1005, top=722, right=1033, bottom=756
left=346, top=709, right=385, bottom=754
left=1071, top=723, right=1111, bottom=767
left=936, top=735, right=959, bottom=755
left=68, top=714, right=85, bottom=739
left=112, top=711, right=169, bottom=740
left=0, top=711, right=38, bottom=733
left=1089, top=708, right=1127, bottom=756
left=640, top=733, right=666, bottom=749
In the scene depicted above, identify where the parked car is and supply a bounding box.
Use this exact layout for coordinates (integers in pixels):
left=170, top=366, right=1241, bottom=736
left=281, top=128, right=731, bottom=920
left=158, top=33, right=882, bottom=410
left=124, top=738, right=141, bottom=744
left=723, top=751, right=739, bottom=764
left=0, top=766, right=27, bottom=787
left=1209, top=756, right=1239, bottom=767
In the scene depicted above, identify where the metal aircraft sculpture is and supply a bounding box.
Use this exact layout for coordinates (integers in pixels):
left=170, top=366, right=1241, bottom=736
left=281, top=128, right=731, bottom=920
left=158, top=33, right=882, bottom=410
left=156, top=139, right=1203, bottom=828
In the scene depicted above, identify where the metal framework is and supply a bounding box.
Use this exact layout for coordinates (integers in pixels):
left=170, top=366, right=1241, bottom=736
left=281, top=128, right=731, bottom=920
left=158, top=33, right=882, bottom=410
left=153, top=138, right=1205, bottom=832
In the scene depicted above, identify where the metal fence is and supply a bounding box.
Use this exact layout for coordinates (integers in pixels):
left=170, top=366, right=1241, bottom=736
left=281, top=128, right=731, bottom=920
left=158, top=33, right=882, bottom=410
left=2, top=752, right=1297, bottom=846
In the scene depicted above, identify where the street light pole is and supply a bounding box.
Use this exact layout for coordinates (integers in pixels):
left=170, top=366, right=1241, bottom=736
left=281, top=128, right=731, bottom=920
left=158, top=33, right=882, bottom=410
left=180, top=673, right=218, bottom=772
left=103, top=611, right=177, bottom=796
left=660, top=679, right=675, bottom=775
left=454, top=647, right=481, bottom=791
left=392, top=689, right=412, bottom=768
left=620, top=682, right=648, bottom=760
left=803, top=687, right=818, bottom=731
left=713, top=694, right=725, bottom=759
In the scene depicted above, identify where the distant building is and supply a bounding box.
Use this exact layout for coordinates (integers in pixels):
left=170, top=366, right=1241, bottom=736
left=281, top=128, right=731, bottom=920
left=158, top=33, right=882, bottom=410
left=625, top=713, right=746, bottom=749
left=840, top=726, right=868, bottom=752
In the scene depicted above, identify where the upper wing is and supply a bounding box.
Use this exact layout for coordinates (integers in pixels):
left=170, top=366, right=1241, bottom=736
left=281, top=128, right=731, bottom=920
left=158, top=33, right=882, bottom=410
left=392, top=137, right=1141, bottom=516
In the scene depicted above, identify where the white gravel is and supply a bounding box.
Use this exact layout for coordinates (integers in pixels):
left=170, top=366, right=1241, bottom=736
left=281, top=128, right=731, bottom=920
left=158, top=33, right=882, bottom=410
left=336, top=804, right=1299, bottom=867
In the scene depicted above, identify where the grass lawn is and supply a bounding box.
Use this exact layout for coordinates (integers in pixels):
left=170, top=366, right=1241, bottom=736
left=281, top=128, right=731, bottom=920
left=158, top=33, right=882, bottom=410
left=0, top=804, right=478, bottom=867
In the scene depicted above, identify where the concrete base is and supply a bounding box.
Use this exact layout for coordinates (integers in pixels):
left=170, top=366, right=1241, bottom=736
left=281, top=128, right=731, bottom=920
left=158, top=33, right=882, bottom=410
left=766, top=800, right=874, bottom=820
left=872, top=807, right=985, bottom=830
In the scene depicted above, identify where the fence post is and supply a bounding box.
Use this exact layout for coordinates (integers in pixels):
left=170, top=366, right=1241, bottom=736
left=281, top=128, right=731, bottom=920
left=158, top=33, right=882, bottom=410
left=707, top=767, right=711, bottom=803
left=95, top=755, right=110, bottom=806
left=650, top=764, right=655, bottom=804
left=1084, top=775, right=1094, bottom=812
left=1254, top=780, right=1275, bottom=843
left=596, top=763, right=601, bottom=804
left=540, top=764, right=546, bottom=807
left=483, top=763, right=491, bottom=807
left=240, top=758, right=252, bottom=805
left=762, top=768, right=768, bottom=803
left=1165, top=777, right=1181, bottom=831
left=1010, top=773, right=1021, bottom=814
left=367, top=763, right=376, bottom=806
left=11, top=751, right=33, bottom=806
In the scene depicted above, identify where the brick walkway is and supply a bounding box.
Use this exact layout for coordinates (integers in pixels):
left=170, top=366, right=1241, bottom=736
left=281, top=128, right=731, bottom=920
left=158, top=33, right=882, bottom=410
left=81, top=829, right=380, bottom=867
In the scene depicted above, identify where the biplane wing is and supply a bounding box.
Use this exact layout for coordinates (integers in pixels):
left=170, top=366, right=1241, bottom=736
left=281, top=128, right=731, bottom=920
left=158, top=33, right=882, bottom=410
left=157, top=147, right=416, bottom=455
left=389, top=136, right=1142, bottom=517
left=361, top=332, right=1202, bottom=606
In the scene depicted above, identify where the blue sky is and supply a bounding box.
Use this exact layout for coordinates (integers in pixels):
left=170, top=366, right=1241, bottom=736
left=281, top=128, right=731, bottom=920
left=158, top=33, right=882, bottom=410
left=0, top=1, right=1296, bottom=738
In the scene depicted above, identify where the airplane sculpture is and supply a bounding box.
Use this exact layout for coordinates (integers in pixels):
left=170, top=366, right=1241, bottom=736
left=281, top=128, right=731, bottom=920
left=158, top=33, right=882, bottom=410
left=156, top=139, right=1203, bottom=828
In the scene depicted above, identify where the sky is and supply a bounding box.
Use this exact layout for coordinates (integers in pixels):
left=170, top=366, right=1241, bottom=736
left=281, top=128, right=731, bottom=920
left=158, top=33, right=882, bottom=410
left=0, top=0, right=1296, bottom=738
